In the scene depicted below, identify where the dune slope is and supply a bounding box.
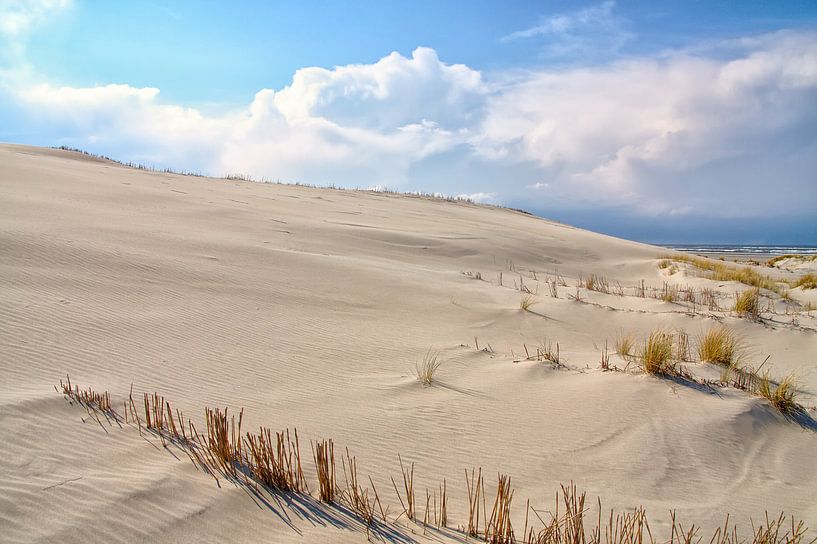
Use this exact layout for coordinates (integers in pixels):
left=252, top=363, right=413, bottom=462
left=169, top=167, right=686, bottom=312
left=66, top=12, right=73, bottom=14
left=1, top=144, right=816, bottom=543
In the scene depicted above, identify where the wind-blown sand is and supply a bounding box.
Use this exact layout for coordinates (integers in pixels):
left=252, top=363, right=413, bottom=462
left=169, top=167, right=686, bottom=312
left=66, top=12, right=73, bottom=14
left=1, top=144, right=815, bottom=543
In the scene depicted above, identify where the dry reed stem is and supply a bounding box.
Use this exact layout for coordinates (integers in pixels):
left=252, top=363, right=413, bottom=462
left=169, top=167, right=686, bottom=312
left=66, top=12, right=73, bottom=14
left=390, top=454, right=415, bottom=521
left=313, top=439, right=336, bottom=503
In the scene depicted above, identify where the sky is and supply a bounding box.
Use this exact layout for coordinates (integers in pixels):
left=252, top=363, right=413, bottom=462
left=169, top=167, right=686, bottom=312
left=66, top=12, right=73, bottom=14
left=1, top=1, right=816, bottom=244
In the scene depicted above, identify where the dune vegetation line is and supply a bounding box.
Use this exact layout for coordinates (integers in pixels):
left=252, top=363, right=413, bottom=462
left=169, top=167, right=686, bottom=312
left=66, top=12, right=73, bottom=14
left=56, top=374, right=814, bottom=544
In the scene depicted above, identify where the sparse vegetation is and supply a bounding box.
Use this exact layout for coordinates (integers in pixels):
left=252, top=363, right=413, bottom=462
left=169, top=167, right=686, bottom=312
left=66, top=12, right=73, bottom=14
left=661, top=255, right=785, bottom=294
left=794, top=274, right=817, bottom=290
left=758, top=373, right=799, bottom=414
left=639, top=330, right=675, bottom=375
left=391, top=454, right=415, bottom=521
left=520, top=294, right=537, bottom=311
left=415, top=349, right=442, bottom=385
left=615, top=332, right=637, bottom=361
left=698, top=326, right=743, bottom=366
left=56, top=377, right=814, bottom=541
left=767, top=254, right=817, bottom=267
left=313, top=439, right=336, bottom=503
left=536, top=340, right=561, bottom=366
left=735, top=288, right=760, bottom=318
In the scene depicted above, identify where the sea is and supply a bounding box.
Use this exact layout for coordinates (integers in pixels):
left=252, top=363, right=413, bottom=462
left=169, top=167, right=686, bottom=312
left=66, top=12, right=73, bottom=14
left=659, top=244, right=817, bottom=256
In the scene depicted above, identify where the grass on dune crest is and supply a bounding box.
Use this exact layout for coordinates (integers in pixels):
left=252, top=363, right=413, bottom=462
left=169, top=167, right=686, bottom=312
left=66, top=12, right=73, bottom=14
left=660, top=255, right=786, bottom=294
left=767, top=254, right=817, bottom=267
left=758, top=373, right=800, bottom=415
left=794, top=274, right=817, bottom=290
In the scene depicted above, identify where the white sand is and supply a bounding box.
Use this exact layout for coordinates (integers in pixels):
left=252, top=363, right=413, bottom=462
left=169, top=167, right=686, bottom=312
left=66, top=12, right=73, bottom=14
left=1, top=144, right=815, bottom=543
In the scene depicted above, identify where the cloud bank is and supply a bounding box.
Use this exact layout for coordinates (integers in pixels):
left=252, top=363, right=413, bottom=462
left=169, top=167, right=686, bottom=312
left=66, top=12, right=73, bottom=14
left=1, top=2, right=816, bottom=241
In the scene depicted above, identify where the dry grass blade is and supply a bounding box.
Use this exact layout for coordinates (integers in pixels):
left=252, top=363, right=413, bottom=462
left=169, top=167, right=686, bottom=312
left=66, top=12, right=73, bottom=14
left=758, top=374, right=800, bottom=414
left=639, top=330, right=675, bottom=375
left=465, top=467, right=484, bottom=537
left=615, top=332, right=636, bottom=362
left=415, top=349, right=442, bottom=385
left=313, top=438, right=336, bottom=503
left=245, top=427, right=307, bottom=492
left=735, top=288, right=761, bottom=318
left=521, top=294, right=537, bottom=311
left=698, top=326, right=743, bottom=366
left=390, top=454, right=415, bottom=521
left=486, top=473, right=515, bottom=544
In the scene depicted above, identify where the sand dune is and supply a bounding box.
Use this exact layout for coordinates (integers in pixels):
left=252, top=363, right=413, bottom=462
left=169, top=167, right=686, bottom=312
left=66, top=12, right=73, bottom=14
left=1, top=144, right=815, bottom=543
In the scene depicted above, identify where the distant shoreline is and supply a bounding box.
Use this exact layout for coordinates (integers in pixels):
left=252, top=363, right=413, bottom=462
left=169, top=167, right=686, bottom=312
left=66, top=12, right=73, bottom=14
left=657, top=244, right=817, bottom=261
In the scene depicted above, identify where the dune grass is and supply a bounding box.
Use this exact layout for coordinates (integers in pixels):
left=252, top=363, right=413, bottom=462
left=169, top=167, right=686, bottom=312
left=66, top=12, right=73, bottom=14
left=639, top=330, right=675, bottom=375
left=698, top=326, right=743, bottom=366
left=55, top=379, right=815, bottom=542
left=520, top=294, right=537, bottom=311
left=767, top=254, right=817, bottom=267
left=614, top=332, right=637, bottom=361
left=735, top=288, right=761, bottom=318
left=662, top=255, right=786, bottom=295
left=313, top=439, right=336, bottom=503
left=415, top=350, right=442, bottom=385
left=794, top=274, right=817, bottom=290
left=758, top=373, right=800, bottom=414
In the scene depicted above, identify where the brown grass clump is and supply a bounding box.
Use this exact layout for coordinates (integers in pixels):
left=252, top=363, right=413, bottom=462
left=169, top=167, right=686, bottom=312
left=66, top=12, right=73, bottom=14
left=465, top=467, right=486, bottom=538
left=615, top=332, right=637, bottom=361
left=57, top=375, right=113, bottom=413
left=204, top=407, right=244, bottom=477
left=794, top=274, right=817, bottom=289
left=734, top=288, right=761, bottom=318
left=639, top=330, right=675, bottom=375
left=758, top=374, right=799, bottom=414
left=698, top=326, right=743, bottom=366
left=245, top=427, right=308, bottom=492
left=486, top=474, right=515, bottom=544
left=313, top=439, right=336, bottom=503
left=415, top=349, right=442, bottom=385
left=536, top=340, right=561, bottom=366
left=520, top=294, right=537, bottom=311
left=580, top=273, right=610, bottom=294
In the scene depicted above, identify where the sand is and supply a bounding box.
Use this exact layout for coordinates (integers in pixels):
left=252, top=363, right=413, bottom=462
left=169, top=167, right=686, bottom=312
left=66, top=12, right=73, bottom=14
left=1, top=144, right=816, bottom=543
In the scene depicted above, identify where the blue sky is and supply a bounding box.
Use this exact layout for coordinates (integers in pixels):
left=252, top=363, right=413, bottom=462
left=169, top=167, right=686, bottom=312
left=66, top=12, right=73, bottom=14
left=2, top=1, right=817, bottom=243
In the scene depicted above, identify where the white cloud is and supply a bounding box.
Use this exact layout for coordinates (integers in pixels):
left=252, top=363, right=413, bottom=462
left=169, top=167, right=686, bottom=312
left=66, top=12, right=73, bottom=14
left=502, top=1, right=633, bottom=58
left=2, top=27, right=817, bottom=223
left=0, top=0, right=70, bottom=39
left=478, top=30, right=817, bottom=216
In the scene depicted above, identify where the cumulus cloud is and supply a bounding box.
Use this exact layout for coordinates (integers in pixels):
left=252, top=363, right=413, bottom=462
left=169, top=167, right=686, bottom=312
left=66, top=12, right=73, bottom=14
left=481, top=30, right=817, bottom=218
left=1, top=15, right=816, bottom=228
